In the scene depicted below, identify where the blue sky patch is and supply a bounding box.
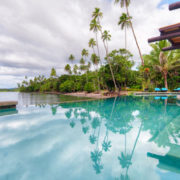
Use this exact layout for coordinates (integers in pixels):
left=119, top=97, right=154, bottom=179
left=158, top=0, right=179, bottom=7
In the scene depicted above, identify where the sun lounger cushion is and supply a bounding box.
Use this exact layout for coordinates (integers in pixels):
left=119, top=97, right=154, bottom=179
left=155, top=88, right=161, bottom=91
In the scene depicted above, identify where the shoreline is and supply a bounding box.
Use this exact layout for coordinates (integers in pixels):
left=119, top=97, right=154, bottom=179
left=64, top=91, right=129, bottom=99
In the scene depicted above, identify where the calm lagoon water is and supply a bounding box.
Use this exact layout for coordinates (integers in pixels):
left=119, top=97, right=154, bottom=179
left=0, top=92, right=179, bottom=180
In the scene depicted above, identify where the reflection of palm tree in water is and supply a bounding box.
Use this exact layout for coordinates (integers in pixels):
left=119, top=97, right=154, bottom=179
left=102, top=97, right=117, bottom=152
left=116, top=97, right=143, bottom=179
left=90, top=97, right=118, bottom=174
left=89, top=129, right=97, bottom=144
left=65, top=108, right=76, bottom=128
left=90, top=116, right=103, bottom=174
left=90, top=99, right=105, bottom=174
left=51, top=104, right=58, bottom=115
left=117, top=122, right=142, bottom=180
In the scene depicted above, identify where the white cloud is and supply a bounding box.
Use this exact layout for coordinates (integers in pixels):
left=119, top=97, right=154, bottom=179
left=0, top=0, right=179, bottom=88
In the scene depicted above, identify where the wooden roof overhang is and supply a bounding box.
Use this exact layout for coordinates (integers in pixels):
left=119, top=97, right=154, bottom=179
left=148, top=23, right=180, bottom=51
left=169, top=2, right=180, bottom=10
left=148, top=1, right=180, bottom=51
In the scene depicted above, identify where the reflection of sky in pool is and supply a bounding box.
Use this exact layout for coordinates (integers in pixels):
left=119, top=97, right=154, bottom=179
left=0, top=94, right=179, bottom=180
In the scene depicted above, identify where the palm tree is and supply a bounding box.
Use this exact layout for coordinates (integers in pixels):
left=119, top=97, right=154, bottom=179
left=91, top=53, right=100, bottom=91
left=64, top=64, right=72, bottom=75
left=115, top=0, right=144, bottom=66
left=69, top=54, right=75, bottom=62
left=90, top=19, right=102, bottom=64
left=91, top=8, right=104, bottom=64
left=91, top=54, right=100, bottom=68
left=143, top=41, right=180, bottom=89
left=82, top=49, right=89, bottom=59
left=92, top=8, right=103, bottom=20
left=73, top=64, right=78, bottom=75
left=79, top=57, right=86, bottom=77
left=118, top=13, right=132, bottom=49
left=102, top=30, right=118, bottom=91
left=89, top=38, right=96, bottom=54
left=154, top=51, right=180, bottom=89
left=88, top=61, right=91, bottom=71
left=82, top=49, right=89, bottom=83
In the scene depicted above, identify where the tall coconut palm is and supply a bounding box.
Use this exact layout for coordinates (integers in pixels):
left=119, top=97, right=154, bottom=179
left=92, top=8, right=103, bottom=37
left=154, top=51, right=180, bottom=89
left=69, top=54, right=75, bottom=62
left=89, top=38, right=96, bottom=54
left=92, top=8, right=104, bottom=64
left=79, top=57, right=86, bottom=76
left=80, top=57, right=85, bottom=66
left=115, top=0, right=144, bottom=66
left=82, top=49, right=89, bottom=83
left=92, top=8, right=103, bottom=20
left=102, top=30, right=118, bottom=91
left=90, top=19, right=102, bottom=64
left=73, top=64, right=78, bottom=75
left=64, top=64, right=72, bottom=75
left=118, top=13, right=132, bottom=49
left=82, top=49, right=89, bottom=61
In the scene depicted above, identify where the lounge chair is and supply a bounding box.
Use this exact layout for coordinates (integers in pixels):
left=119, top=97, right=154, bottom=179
left=155, top=88, right=161, bottom=92
left=161, top=88, right=168, bottom=92
left=154, top=96, right=160, bottom=100
left=174, top=88, right=180, bottom=92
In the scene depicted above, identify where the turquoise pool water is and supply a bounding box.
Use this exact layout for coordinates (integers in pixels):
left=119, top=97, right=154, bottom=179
left=0, top=93, right=179, bottom=180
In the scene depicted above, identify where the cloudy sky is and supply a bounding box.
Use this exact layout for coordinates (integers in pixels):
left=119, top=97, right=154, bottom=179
left=0, top=0, right=179, bottom=88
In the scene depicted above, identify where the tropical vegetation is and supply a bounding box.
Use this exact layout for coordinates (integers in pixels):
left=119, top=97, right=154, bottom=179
left=18, top=2, right=180, bottom=93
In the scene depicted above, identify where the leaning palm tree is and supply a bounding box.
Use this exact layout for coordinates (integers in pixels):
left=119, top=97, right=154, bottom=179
left=154, top=51, right=180, bottom=89
left=118, top=13, right=132, bottom=49
left=115, top=0, right=144, bottom=66
left=102, top=30, right=118, bottom=91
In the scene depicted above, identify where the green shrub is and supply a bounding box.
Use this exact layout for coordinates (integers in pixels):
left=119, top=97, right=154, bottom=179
left=84, top=82, right=95, bottom=93
left=75, top=82, right=83, bottom=92
left=59, top=80, right=75, bottom=92
left=52, top=81, right=59, bottom=91
left=40, top=82, right=51, bottom=92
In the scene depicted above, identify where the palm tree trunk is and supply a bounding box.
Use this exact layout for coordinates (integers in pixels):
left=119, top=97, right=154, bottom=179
left=86, top=71, right=88, bottom=83
left=96, top=67, right=100, bottom=92
left=164, top=72, right=168, bottom=89
left=125, top=26, right=127, bottom=49
left=95, top=32, right=102, bottom=66
left=103, top=40, right=118, bottom=92
left=93, top=64, right=100, bottom=92
left=125, top=6, right=144, bottom=66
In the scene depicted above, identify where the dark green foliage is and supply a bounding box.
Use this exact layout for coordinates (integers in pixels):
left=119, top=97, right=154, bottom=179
left=59, top=80, right=75, bottom=93
left=18, top=44, right=179, bottom=93
left=84, top=82, right=95, bottom=93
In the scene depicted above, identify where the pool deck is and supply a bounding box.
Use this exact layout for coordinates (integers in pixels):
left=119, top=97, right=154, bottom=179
left=134, top=92, right=180, bottom=96
left=0, top=101, right=18, bottom=109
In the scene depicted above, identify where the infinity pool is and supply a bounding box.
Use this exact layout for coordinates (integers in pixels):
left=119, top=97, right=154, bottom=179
left=0, top=93, right=179, bottom=180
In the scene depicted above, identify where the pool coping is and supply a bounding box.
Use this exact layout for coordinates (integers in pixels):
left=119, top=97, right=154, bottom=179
left=134, top=92, right=180, bottom=96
